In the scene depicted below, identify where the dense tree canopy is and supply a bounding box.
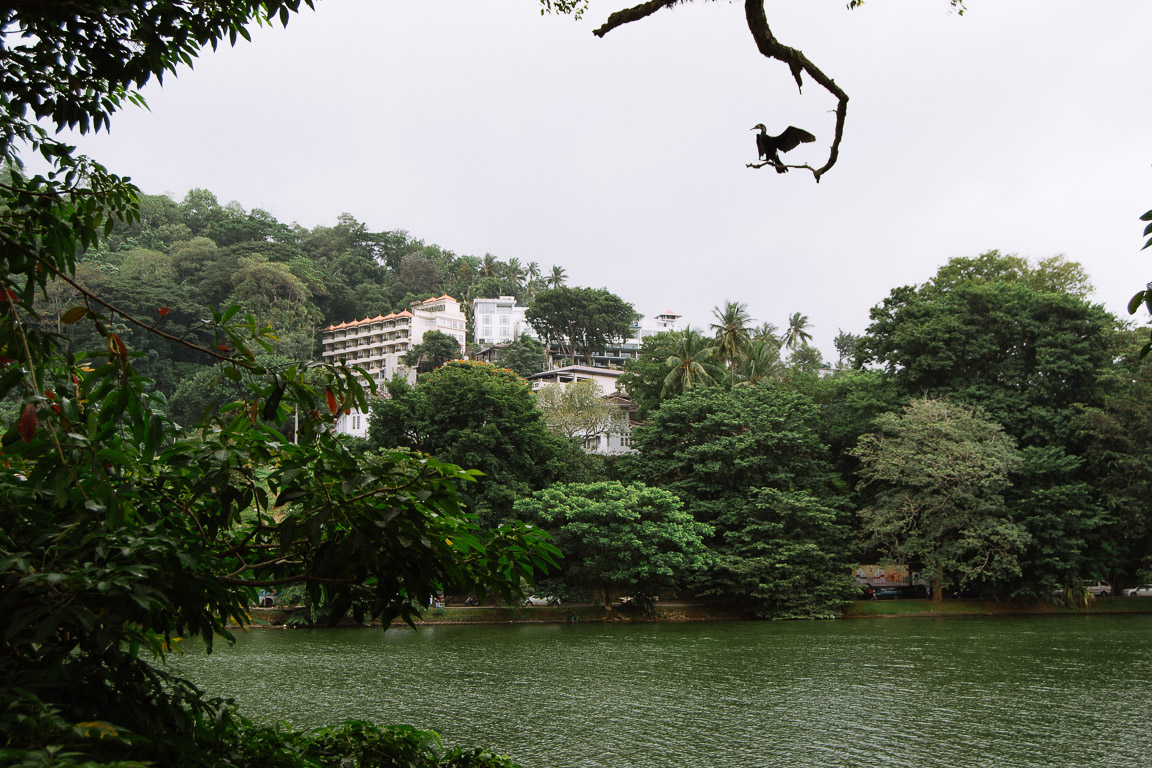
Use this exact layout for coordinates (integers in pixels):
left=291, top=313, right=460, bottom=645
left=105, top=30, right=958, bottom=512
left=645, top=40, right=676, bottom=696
left=858, top=254, right=1114, bottom=448
left=502, top=333, right=548, bottom=377
left=525, top=286, right=635, bottom=365
left=853, top=398, right=1027, bottom=600
left=514, top=481, right=712, bottom=609
left=620, top=384, right=853, bottom=617
left=366, top=361, right=570, bottom=526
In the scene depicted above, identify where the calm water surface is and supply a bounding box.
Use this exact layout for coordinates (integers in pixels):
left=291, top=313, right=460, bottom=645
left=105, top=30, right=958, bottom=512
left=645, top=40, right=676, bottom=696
left=169, top=616, right=1152, bottom=767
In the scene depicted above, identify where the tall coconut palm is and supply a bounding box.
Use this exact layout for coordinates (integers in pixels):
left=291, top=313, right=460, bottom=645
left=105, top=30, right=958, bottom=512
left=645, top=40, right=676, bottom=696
left=481, top=253, right=499, bottom=278
left=527, top=261, right=541, bottom=281
left=504, top=257, right=526, bottom=289
left=547, top=265, right=568, bottom=289
left=710, top=301, right=753, bottom=382
left=737, top=338, right=784, bottom=385
left=782, top=312, right=813, bottom=350
left=751, top=322, right=778, bottom=343
left=661, top=328, right=721, bottom=398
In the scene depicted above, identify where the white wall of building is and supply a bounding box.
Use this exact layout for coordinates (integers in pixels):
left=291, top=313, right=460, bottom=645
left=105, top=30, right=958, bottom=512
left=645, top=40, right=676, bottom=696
left=474, top=296, right=535, bottom=345
left=320, top=296, right=467, bottom=437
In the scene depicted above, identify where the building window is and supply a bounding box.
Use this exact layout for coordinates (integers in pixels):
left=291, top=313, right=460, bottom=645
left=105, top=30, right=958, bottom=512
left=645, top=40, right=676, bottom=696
left=583, top=435, right=601, bottom=451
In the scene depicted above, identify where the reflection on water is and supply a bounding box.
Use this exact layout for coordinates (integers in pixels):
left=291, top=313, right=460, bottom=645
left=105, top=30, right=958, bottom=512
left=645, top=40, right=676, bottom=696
left=168, top=616, right=1152, bottom=768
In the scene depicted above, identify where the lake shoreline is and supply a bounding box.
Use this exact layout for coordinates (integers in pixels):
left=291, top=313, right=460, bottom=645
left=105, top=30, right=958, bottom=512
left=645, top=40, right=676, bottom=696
left=247, top=596, right=1152, bottom=627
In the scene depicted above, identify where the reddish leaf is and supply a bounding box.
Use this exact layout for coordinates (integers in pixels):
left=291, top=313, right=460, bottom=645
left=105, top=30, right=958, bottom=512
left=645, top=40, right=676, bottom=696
left=18, top=403, right=36, bottom=442
left=109, top=333, right=128, bottom=359
left=326, top=388, right=338, bottom=416
left=216, top=344, right=231, bottom=352
left=157, top=306, right=171, bottom=317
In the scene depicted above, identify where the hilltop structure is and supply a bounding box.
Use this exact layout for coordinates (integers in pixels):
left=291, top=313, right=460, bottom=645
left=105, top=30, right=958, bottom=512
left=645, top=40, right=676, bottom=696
left=473, top=296, right=535, bottom=345
left=319, top=295, right=466, bottom=437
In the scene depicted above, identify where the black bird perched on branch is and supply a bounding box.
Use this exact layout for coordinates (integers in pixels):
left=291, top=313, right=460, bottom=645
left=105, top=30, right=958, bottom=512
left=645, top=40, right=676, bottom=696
left=751, top=123, right=816, bottom=173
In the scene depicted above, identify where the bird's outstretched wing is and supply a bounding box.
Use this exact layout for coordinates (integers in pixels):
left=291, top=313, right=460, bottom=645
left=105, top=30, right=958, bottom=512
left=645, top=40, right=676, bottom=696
left=775, top=126, right=816, bottom=153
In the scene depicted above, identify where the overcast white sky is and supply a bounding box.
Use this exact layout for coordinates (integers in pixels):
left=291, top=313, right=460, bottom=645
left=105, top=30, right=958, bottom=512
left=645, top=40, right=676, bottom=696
left=64, top=0, right=1151, bottom=361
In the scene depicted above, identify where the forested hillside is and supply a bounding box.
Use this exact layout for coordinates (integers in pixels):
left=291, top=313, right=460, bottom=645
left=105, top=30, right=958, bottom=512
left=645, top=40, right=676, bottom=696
left=36, top=187, right=561, bottom=423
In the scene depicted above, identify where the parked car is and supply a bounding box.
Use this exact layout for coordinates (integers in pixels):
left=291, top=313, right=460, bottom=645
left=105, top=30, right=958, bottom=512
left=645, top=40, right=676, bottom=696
left=1054, top=582, right=1112, bottom=598
left=523, top=595, right=560, bottom=606
left=1124, top=585, right=1152, bottom=597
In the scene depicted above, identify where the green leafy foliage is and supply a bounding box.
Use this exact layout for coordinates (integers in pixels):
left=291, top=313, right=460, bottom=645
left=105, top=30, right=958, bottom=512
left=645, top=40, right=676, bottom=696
left=367, top=361, right=570, bottom=526
left=620, top=384, right=854, bottom=617
left=403, top=329, right=464, bottom=374
left=501, top=333, right=547, bottom=378
left=704, top=488, right=856, bottom=619
left=0, top=4, right=554, bottom=765
left=858, top=273, right=1112, bottom=448
left=525, top=286, right=635, bottom=366
left=852, top=398, right=1028, bottom=598
left=1128, top=210, right=1152, bottom=357
left=514, top=481, right=712, bottom=609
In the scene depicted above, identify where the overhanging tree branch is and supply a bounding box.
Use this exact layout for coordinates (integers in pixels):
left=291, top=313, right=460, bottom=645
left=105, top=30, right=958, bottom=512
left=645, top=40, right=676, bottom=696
left=592, top=0, right=676, bottom=37
left=592, top=0, right=849, bottom=182
left=743, top=0, right=847, bottom=182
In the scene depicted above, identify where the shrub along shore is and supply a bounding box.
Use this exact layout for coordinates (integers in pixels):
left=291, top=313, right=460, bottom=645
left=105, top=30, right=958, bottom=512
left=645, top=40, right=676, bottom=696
left=245, top=597, right=1152, bottom=628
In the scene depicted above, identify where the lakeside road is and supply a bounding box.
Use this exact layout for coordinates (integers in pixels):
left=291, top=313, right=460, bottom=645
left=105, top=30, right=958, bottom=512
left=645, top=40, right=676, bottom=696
left=245, top=596, right=1152, bottom=627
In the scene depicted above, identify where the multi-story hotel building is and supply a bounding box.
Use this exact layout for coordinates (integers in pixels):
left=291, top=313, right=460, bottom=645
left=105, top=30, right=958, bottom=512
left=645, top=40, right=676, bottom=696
left=319, top=296, right=467, bottom=436
left=473, top=295, right=535, bottom=345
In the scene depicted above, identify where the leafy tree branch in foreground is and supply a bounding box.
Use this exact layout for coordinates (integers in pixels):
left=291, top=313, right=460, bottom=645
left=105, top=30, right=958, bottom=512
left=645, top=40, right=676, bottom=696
left=0, top=3, right=558, bottom=766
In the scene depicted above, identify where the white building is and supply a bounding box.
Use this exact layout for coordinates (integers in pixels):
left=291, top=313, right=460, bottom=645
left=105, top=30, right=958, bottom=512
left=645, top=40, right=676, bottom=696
left=473, top=296, right=535, bottom=345
left=526, top=365, right=638, bottom=455
left=320, top=295, right=467, bottom=438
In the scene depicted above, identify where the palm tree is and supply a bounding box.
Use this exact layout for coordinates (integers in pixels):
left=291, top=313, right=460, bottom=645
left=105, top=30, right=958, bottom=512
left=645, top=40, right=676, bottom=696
left=710, top=301, right=753, bottom=380
left=751, top=322, right=778, bottom=344
left=526, top=261, right=541, bottom=281
left=504, top=257, right=526, bottom=289
left=546, top=265, right=567, bottom=289
left=661, top=328, right=721, bottom=398
left=781, top=312, right=813, bottom=350
left=480, top=253, right=499, bottom=278
left=737, top=338, right=784, bottom=385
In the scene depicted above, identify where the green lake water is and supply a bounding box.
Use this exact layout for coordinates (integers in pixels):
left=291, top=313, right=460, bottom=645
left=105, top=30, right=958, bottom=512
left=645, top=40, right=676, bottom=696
left=167, top=616, right=1152, bottom=767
